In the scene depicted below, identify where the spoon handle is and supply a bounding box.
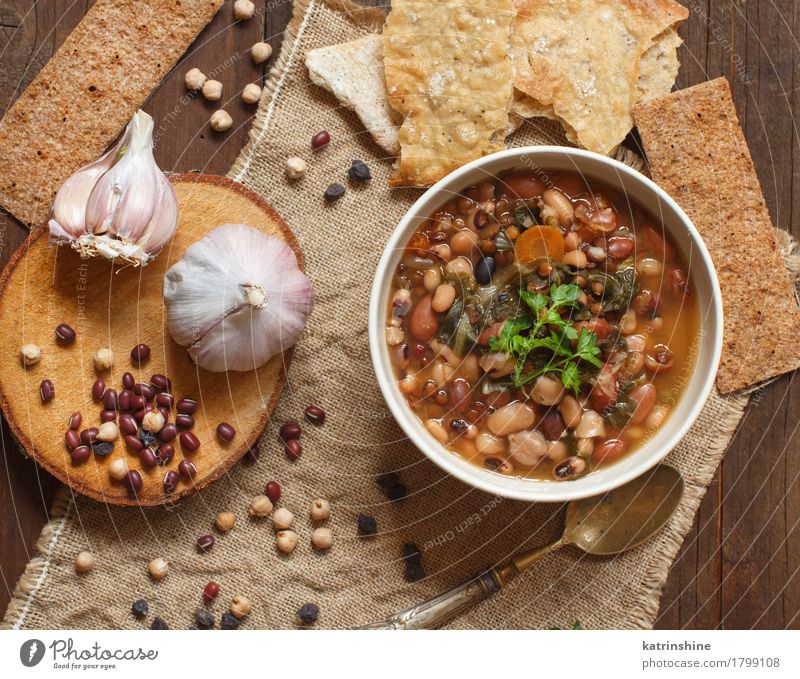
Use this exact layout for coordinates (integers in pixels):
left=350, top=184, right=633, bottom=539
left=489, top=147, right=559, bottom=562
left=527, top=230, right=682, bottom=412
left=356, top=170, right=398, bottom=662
left=358, top=570, right=500, bottom=630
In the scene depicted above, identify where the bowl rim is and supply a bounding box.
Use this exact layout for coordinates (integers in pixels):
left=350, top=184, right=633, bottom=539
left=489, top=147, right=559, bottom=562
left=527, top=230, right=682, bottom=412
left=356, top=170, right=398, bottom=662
left=368, top=145, right=723, bottom=502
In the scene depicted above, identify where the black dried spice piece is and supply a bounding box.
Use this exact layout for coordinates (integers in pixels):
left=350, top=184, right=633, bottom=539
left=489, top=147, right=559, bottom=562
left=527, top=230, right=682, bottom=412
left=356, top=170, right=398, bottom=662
left=405, top=562, right=426, bottom=583
left=402, top=543, right=425, bottom=582
left=297, top=603, right=320, bottom=624
left=376, top=471, right=407, bottom=502
left=91, top=441, right=114, bottom=457
left=324, top=183, right=346, bottom=203
left=150, top=617, right=169, bottom=630
left=402, top=543, right=422, bottom=564
left=376, top=472, right=400, bottom=490
left=357, top=513, right=378, bottom=537
left=195, top=610, right=215, bottom=630
left=220, top=612, right=240, bottom=630
left=348, top=159, right=371, bottom=183
left=386, top=483, right=408, bottom=502
left=139, top=430, right=157, bottom=447
left=131, top=599, right=149, bottom=619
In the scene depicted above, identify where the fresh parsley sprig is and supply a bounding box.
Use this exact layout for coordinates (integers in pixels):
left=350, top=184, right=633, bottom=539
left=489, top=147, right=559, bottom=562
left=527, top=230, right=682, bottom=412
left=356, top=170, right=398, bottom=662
left=487, top=283, right=602, bottom=393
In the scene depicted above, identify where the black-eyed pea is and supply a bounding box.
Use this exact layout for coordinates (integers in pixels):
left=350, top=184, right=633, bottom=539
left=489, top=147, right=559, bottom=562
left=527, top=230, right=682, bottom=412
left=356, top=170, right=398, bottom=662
left=431, top=283, right=456, bottom=313
left=423, top=268, right=442, bottom=292
left=487, top=402, right=535, bottom=436
left=563, top=249, right=587, bottom=269
left=546, top=440, right=568, bottom=462
left=464, top=424, right=478, bottom=439
left=425, top=419, right=449, bottom=444
left=485, top=457, right=514, bottom=475
left=554, top=456, right=586, bottom=479
left=575, top=409, right=605, bottom=439
left=559, top=395, right=583, bottom=428
left=432, top=244, right=452, bottom=261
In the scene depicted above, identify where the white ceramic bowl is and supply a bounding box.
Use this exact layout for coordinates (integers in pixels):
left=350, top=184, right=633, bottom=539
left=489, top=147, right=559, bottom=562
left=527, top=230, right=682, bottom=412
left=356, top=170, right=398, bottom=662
left=369, top=146, right=723, bottom=502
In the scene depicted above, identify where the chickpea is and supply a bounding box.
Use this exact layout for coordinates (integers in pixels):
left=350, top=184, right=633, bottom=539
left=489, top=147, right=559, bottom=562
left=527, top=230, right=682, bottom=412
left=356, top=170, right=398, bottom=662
left=148, top=557, right=168, bottom=580
left=249, top=495, right=273, bottom=518
left=251, top=41, right=273, bottom=64
left=311, top=527, right=333, bottom=550
left=423, top=268, right=442, bottom=292
left=108, top=458, right=128, bottom=482
left=201, top=79, right=223, bottom=101
left=276, top=530, right=299, bottom=554
left=563, top=249, right=587, bottom=269
left=285, top=156, right=307, bottom=180
left=215, top=511, right=236, bottom=532
left=273, top=507, right=295, bottom=531
left=542, top=189, right=575, bottom=227
left=92, top=347, right=114, bottom=371
left=450, top=229, right=479, bottom=256
left=142, top=410, right=165, bottom=434
left=184, top=67, right=207, bottom=91
left=230, top=595, right=252, bottom=619
left=310, top=499, right=331, bottom=521
left=431, top=283, right=456, bottom=312
left=234, top=0, right=255, bottom=20
left=385, top=326, right=405, bottom=346
left=210, top=110, right=233, bottom=132
left=242, top=83, right=262, bottom=104
left=20, top=343, right=42, bottom=366
left=97, top=421, right=119, bottom=442
left=74, top=551, right=96, bottom=573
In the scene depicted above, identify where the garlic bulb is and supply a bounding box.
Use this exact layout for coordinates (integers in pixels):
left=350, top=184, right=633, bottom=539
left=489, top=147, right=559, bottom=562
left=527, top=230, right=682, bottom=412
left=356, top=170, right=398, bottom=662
left=48, top=110, right=178, bottom=266
left=163, top=223, right=313, bottom=372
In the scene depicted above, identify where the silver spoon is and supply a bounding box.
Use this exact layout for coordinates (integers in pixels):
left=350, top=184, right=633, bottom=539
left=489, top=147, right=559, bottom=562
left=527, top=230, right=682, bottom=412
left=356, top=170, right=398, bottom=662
left=360, top=464, right=684, bottom=629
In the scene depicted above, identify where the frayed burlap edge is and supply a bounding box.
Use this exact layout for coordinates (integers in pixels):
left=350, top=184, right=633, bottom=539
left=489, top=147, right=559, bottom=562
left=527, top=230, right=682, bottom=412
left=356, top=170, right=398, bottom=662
left=2, top=0, right=796, bottom=630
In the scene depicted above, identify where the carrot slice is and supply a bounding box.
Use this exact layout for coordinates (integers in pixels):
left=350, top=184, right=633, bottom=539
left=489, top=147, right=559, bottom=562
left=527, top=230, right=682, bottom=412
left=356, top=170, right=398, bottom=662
left=514, top=225, right=565, bottom=263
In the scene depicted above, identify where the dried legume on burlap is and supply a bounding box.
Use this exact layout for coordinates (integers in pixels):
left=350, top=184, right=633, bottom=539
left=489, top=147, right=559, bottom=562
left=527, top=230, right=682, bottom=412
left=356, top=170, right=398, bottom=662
left=2, top=0, right=792, bottom=630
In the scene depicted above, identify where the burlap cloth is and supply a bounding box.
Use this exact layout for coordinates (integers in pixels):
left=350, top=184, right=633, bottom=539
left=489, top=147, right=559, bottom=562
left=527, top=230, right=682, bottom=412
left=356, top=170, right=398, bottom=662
left=3, top=0, right=794, bottom=630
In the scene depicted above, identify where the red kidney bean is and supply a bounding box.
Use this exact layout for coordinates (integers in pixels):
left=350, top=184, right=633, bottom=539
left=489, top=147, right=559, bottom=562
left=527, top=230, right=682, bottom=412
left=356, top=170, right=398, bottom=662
left=55, top=323, right=76, bottom=344
left=202, top=581, right=220, bottom=603
left=150, top=374, right=171, bottom=392
left=409, top=294, right=439, bottom=342
left=180, top=431, right=201, bottom=452
left=91, top=379, right=105, bottom=401
left=131, top=394, right=147, bottom=410
left=175, top=413, right=194, bottom=430
left=196, top=535, right=215, bottom=552
left=592, top=438, right=627, bottom=464
left=139, top=447, right=158, bottom=468
left=39, top=379, right=54, bottom=403
left=178, top=459, right=197, bottom=480
left=176, top=398, right=197, bottom=415
left=100, top=409, right=117, bottom=423
left=590, top=365, right=619, bottom=412
left=279, top=421, right=301, bottom=442
left=133, top=383, right=155, bottom=400
left=124, top=470, right=143, bottom=494
left=119, top=414, right=138, bottom=435
left=216, top=422, right=236, bottom=442
left=538, top=409, right=566, bottom=441
left=156, top=443, right=174, bottom=466
left=122, top=372, right=135, bottom=390
left=118, top=389, right=133, bottom=411
left=65, top=430, right=80, bottom=450
left=163, top=470, right=179, bottom=493
left=80, top=428, right=98, bottom=445
left=629, top=384, right=657, bottom=425
left=311, top=130, right=330, bottom=150
left=607, top=237, right=634, bottom=260
left=285, top=439, right=302, bottom=460
left=158, top=423, right=177, bottom=442
left=265, top=480, right=281, bottom=504
left=102, top=389, right=117, bottom=410
left=574, top=317, right=612, bottom=341
left=130, top=343, right=150, bottom=364
left=155, top=393, right=174, bottom=408
left=125, top=434, right=144, bottom=452
left=69, top=412, right=82, bottom=430
left=70, top=445, right=91, bottom=464
left=304, top=405, right=325, bottom=425
left=450, top=378, right=472, bottom=413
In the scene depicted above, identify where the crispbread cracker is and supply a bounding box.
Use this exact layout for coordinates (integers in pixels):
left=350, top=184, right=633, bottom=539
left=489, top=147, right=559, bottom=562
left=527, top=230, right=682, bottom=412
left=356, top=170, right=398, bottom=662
left=383, top=0, right=514, bottom=187
left=634, top=78, right=800, bottom=393
left=306, top=35, right=402, bottom=156
left=0, top=0, right=223, bottom=227
left=637, top=28, right=683, bottom=103
left=511, top=0, right=688, bottom=154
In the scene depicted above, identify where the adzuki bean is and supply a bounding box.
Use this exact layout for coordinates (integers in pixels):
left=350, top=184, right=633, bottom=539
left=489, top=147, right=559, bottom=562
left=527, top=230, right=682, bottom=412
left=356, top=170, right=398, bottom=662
left=178, top=459, right=197, bottom=480
left=279, top=421, right=301, bottom=442
left=163, top=470, right=179, bottom=493
left=65, top=430, right=80, bottom=450
left=69, top=412, right=82, bottom=430
left=119, top=414, right=138, bottom=435
left=130, top=344, right=150, bottom=364
left=103, top=388, right=118, bottom=410
left=139, top=447, right=158, bottom=468
left=91, top=379, right=106, bottom=401
left=133, top=383, right=155, bottom=400
left=304, top=405, right=325, bottom=425
left=180, top=431, right=201, bottom=452
left=55, top=323, right=76, bottom=344
left=150, top=374, right=171, bottom=392
left=216, top=422, right=235, bottom=442
left=118, top=390, right=133, bottom=411
left=124, top=470, right=143, bottom=494
left=39, top=379, right=54, bottom=403
left=202, top=581, right=220, bottom=603
left=70, top=445, right=91, bottom=464
left=311, top=129, right=330, bottom=150
left=264, top=480, right=281, bottom=504
left=125, top=434, right=145, bottom=452
left=285, top=439, right=302, bottom=460
left=155, top=393, right=174, bottom=408
left=122, top=372, right=135, bottom=390
left=175, top=414, right=194, bottom=429
left=176, top=398, right=197, bottom=415
left=156, top=443, right=174, bottom=466
left=131, top=395, right=147, bottom=410
left=80, top=428, right=98, bottom=445
left=196, top=535, right=215, bottom=552
left=158, top=423, right=177, bottom=442
left=100, top=409, right=117, bottom=423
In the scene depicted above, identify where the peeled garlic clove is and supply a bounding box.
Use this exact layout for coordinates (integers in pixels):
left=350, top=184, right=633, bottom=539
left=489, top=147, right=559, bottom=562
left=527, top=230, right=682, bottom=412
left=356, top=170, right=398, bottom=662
left=163, top=223, right=313, bottom=372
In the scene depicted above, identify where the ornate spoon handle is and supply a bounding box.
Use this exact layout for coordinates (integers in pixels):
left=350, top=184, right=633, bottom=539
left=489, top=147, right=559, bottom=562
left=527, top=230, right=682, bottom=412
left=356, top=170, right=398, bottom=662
left=359, top=570, right=500, bottom=630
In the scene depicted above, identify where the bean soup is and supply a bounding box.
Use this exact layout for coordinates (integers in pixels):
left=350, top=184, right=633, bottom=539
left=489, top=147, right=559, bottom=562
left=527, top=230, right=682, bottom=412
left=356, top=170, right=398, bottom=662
left=386, top=171, right=698, bottom=481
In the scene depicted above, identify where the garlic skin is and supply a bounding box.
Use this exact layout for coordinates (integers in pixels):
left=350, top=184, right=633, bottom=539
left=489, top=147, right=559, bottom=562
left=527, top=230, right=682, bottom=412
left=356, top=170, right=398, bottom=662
left=48, top=110, right=178, bottom=266
left=163, top=223, right=313, bottom=372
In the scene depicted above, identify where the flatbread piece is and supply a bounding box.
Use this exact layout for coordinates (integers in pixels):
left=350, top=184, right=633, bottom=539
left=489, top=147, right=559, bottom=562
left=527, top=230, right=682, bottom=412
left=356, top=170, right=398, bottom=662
left=383, top=0, right=515, bottom=187
left=511, top=0, right=688, bottom=154
left=0, top=0, right=224, bottom=227
left=634, top=77, right=800, bottom=393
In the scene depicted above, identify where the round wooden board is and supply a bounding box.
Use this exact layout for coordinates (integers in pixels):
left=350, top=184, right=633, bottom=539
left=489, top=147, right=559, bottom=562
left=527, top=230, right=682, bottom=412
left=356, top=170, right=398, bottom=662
left=0, top=174, right=300, bottom=505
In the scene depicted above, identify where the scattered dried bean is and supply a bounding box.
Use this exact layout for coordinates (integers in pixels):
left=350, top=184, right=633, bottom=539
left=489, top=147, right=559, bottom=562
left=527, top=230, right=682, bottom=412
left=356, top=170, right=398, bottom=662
left=55, top=323, right=76, bottom=344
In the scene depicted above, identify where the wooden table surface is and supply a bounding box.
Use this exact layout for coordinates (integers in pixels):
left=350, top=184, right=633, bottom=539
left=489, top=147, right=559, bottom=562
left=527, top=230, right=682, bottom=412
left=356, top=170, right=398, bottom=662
left=1, top=0, right=798, bottom=629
